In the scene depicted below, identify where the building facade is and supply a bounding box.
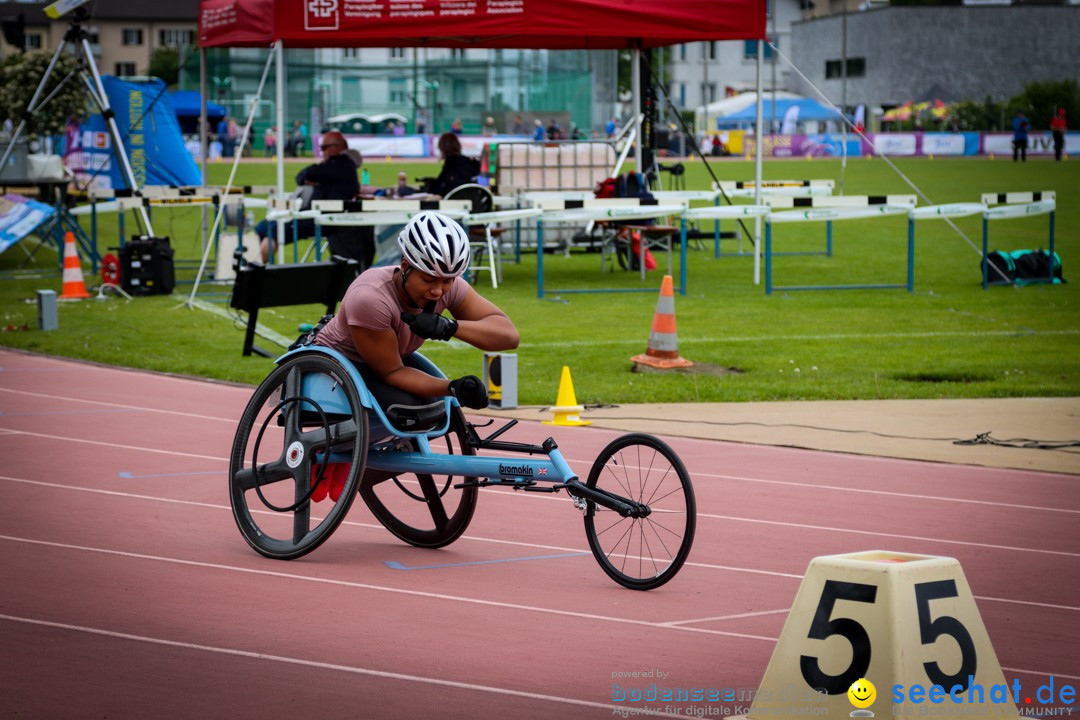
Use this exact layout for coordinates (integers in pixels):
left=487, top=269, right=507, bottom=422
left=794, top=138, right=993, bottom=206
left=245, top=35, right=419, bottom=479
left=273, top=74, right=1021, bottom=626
left=0, top=1, right=198, bottom=80
left=666, top=0, right=808, bottom=113
left=789, top=5, right=1080, bottom=112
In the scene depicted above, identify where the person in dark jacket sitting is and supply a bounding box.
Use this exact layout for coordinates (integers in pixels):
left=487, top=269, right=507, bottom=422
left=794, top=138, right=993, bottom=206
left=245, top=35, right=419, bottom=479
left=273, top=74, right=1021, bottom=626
left=258, top=130, right=360, bottom=262
left=422, top=132, right=480, bottom=197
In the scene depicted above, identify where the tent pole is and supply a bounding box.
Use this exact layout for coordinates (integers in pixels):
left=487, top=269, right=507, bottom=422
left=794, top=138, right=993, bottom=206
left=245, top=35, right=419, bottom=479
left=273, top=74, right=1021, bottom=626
left=753, top=39, right=764, bottom=286
left=632, top=47, right=642, bottom=175
left=185, top=44, right=278, bottom=307
left=200, top=47, right=208, bottom=255
left=275, top=40, right=286, bottom=264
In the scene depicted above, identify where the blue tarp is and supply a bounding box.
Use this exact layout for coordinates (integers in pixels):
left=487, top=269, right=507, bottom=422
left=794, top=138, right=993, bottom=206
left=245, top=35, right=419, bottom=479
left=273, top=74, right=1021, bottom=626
left=717, top=98, right=843, bottom=128
left=170, top=91, right=227, bottom=119
left=64, top=77, right=202, bottom=190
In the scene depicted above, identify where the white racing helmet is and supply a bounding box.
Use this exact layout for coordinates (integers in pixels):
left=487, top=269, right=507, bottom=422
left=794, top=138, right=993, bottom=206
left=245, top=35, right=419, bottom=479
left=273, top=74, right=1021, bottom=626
left=397, top=211, right=471, bottom=278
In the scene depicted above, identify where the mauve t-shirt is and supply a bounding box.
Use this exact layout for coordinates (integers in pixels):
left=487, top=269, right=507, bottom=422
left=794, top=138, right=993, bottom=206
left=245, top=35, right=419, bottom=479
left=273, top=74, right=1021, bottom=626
left=316, top=266, right=469, bottom=363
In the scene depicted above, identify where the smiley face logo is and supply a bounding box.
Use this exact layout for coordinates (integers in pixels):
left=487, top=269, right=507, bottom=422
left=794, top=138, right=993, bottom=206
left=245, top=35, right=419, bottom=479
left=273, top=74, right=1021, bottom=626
left=848, top=678, right=876, bottom=716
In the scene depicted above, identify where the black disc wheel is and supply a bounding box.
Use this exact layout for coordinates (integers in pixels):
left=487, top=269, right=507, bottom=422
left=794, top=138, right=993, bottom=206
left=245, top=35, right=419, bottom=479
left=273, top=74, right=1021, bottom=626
left=582, top=433, right=695, bottom=590
left=359, top=409, right=478, bottom=549
left=229, top=354, right=368, bottom=560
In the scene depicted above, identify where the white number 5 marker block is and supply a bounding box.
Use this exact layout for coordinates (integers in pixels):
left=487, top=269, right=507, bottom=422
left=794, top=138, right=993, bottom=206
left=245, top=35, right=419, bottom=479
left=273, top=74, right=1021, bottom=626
left=749, top=551, right=1019, bottom=720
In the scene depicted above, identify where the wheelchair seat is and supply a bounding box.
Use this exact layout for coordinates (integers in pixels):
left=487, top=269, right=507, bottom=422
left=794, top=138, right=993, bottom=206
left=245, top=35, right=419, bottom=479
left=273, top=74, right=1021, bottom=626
left=286, top=343, right=454, bottom=442
left=383, top=399, right=447, bottom=434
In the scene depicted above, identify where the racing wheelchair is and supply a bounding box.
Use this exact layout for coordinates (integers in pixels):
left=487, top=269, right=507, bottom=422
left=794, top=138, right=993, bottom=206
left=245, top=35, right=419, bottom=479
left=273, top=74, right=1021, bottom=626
left=229, top=345, right=696, bottom=590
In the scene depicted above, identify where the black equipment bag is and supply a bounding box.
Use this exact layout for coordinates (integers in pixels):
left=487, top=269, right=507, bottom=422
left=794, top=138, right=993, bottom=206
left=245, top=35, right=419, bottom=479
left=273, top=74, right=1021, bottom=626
left=120, top=236, right=175, bottom=296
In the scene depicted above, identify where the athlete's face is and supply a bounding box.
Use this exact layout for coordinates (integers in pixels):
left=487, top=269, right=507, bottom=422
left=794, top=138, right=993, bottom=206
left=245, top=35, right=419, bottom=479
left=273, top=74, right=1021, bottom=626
left=402, top=263, right=455, bottom=304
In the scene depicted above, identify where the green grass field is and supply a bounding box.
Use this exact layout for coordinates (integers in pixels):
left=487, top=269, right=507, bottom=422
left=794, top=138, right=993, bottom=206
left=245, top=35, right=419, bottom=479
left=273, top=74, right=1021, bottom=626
left=1, top=155, right=1076, bottom=406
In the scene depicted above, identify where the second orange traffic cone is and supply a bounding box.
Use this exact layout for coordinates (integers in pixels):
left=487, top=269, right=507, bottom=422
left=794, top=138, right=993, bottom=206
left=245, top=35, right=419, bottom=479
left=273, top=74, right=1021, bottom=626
left=59, top=232, right=91, bottom=300
left=630, top=274, right=693, bottom=369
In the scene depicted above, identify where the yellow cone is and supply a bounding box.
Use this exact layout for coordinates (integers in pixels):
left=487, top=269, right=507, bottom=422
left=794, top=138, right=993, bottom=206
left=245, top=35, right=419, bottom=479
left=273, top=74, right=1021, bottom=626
left=542, top=366, right=592, bottom=427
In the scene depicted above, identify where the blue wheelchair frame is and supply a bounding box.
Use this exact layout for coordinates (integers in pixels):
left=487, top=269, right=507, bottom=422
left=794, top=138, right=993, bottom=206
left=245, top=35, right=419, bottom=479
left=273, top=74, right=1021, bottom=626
left=280, top=345, right=645, bottom=517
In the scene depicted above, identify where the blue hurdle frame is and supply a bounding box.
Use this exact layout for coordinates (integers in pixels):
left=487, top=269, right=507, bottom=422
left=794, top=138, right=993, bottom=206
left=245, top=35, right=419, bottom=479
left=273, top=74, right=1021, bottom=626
left=535, top=219, right=688, bottom=298
left=764, top=217, right=914, bottom=295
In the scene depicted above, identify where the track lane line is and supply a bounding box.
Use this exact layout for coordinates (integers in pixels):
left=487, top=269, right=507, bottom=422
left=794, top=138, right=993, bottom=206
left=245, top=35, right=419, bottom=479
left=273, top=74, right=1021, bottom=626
left=697, top=511, right=1080, bottom=559
left=2, top=538, right=1075, bottom=683
left=2, top=476, right=1077, bottom=609
left=2, top=387, right=1074, bottom=512
left=0, top=533, right=777, bottom=643
left=0, top=613, right=681, bottom=717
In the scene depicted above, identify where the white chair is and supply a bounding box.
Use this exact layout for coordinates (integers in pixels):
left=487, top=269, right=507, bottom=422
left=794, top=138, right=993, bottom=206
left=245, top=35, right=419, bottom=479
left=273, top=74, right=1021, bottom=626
left=445, top=183, right=502, bottom=288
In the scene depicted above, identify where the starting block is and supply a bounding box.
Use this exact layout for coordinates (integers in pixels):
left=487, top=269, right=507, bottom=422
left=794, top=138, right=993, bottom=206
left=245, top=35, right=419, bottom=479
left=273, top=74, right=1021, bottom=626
left=750, top=551, right=1020, bottom=719
left=482, top=352, right=517, bottom=409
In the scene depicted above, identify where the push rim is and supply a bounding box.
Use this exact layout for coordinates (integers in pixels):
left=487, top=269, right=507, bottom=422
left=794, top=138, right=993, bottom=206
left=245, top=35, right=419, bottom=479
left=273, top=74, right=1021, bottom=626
left=229, top=354, right=368, bottom=560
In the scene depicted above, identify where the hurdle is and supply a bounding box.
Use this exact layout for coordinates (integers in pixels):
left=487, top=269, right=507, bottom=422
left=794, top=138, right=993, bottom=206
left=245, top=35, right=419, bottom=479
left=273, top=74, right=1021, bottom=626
left=979, top=191, right=1057, bottom=289
left=764, top=195, right=918, bottom=294
left=535, top=198, right=688, bottom=297
left=310, top=197, right=473, bottom=265
left=707, top=180, right=836, bottom=258
left=680, top=204, right=770, bottom=287
left=71, top=184, right=276, bottom=275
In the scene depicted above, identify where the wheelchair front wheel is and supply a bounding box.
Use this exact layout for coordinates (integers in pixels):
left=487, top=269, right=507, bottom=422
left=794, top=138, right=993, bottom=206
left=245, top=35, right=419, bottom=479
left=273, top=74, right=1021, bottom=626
left=229, top=354, right=368, bottom=560
left=583, top=433, right=695, bottom=590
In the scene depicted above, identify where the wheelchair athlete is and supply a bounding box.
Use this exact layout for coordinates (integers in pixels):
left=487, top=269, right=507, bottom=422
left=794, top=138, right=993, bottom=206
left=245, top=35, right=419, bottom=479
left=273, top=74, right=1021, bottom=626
left=315, top=210, right=519, bottom=461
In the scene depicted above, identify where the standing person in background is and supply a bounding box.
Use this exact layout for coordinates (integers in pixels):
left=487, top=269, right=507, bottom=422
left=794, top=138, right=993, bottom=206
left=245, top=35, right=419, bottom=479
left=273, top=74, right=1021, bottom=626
left=532, top=119, right=544, bottom=141
left=481, top=116, right=497, bottom=136
left=451, top=118, right=464, bottom=135
left=286, top=120, right=302, bottom=156
left=227, top=118, right=240, bottom=157
left=1012, top=110, right=1029, bottom=162
left=511, top=115, right=526, bottom=135
left=263, top=126, right=276, bottom=157
left=1050, top=107, right=1067, bottom=162
left=605, top=117, right=617, bottom=138
left=216, top=115, right=231, bottom=157
left=546, top=119, right=560, bottom=140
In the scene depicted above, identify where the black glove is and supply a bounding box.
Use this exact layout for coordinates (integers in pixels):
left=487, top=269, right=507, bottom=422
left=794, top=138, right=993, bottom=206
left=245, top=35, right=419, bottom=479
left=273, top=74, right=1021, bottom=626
left=449, top=375, right=489, bottom=409
left=401, top=311, right=458, bottom=341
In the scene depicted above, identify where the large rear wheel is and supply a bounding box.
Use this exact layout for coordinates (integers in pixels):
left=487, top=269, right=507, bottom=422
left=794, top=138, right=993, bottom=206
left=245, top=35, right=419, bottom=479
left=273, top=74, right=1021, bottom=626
left=229, top=354, right=368, bottom=560
left=359, top=409, right=478, bottom=549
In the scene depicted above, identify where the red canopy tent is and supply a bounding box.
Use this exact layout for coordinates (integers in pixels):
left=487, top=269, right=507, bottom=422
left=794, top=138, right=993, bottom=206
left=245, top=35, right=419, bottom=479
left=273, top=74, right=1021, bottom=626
left=190, top=0, right=769, bottom=279
left=199, top=0, right=765, bottom=49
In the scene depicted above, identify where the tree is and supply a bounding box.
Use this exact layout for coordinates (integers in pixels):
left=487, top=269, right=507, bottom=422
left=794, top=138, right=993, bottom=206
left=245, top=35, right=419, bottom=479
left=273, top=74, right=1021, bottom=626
left=0, top=49, right=90, bottom=137
left=148, top=47, right=180, bottom=89
left=1013, top=79, right=1080, bottom=130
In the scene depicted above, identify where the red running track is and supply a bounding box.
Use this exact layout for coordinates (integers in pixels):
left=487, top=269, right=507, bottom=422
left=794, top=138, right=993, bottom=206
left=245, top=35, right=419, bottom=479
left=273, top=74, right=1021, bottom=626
left=0, top=348, right=1077, bottom=719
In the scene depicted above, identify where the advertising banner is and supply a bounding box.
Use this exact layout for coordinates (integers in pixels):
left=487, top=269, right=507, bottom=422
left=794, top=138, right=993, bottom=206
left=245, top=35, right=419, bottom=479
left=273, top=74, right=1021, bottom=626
left=743, top=134, right=862, bottom=158
left=920, top=133, right=967, bottom=156
left=0, top=194, right=54, bottom=256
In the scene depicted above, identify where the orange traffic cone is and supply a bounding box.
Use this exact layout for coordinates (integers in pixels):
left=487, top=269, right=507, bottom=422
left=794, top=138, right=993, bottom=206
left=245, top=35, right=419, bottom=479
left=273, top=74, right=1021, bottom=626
left=59, top=232, right=91, bottom=300
left=631, top=275, right=693, bottom=369
left=542, top=366, right=592, bottom=427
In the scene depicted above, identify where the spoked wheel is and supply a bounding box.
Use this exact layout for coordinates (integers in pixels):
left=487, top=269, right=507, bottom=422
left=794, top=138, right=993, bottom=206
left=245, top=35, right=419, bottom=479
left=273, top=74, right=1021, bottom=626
left=359, top=409, right=478, bottom=549
left=582, top=433, right=695, bottom=590
left=229, top=354, right=368, bottom=560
